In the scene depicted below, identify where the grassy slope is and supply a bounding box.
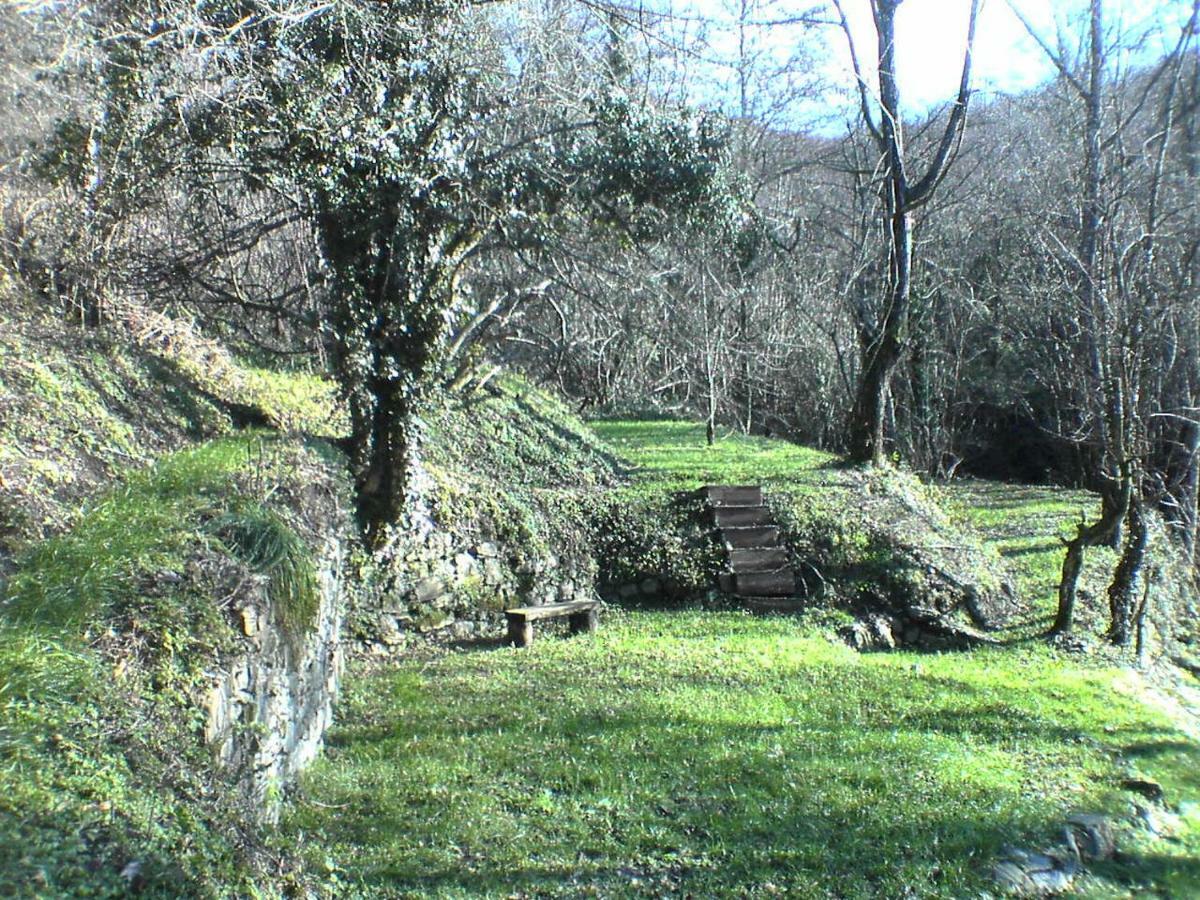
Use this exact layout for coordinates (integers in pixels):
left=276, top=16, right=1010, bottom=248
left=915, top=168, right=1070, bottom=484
left=946, top=480, right=1116, bottom=634
left=0, top=279, right=339, bottom=557
left=0, top=281, right=350, bottom=895
left=0, top=433, right=348, bottom=896
left=285, top=420, right=1200, bottom=898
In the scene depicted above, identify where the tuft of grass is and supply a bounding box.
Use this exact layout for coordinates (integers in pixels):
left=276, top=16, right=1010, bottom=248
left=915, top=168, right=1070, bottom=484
left=284, top=609, right=1200, bottom=898
left=212, top=504, right=320, bottom=639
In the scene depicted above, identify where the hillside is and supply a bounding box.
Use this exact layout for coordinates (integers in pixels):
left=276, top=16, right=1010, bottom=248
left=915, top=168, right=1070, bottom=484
left=0, top=282, right=633, bottom=895
left=1, top=285, right=1197, bottom=897
left=0, top=281, right=352, bottom=895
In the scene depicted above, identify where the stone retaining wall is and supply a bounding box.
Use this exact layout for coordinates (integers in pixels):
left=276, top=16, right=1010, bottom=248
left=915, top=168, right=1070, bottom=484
left=203, top=534, right=347, bottom=822
left=372, top=525, right=599, bottom=648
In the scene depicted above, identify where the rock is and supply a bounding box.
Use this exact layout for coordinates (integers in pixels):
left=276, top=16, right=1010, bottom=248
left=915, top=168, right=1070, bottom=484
left=414, top=577, right=446, bottom=604
left=867, top=614, right=897, bottom=648
left=119, top=860, right=144, bottom=890
left=1065, top=813, right=1115, bottom=861
left=454, top=552, right=477, bottom=576
left=482, top=559, right=504, bottom=584
left=377, top=615, right=405, bottom=646
left=838, top=621, right=870, bottom=651
left=839, top=616, right=898, bottom=651
left=991, top=848, right=1077, bottom=897
left=1131, top=801, right=1163, bottom=835
left=241, top=606, right=259, bottom=637
left=416, top=609, right=453, bottom=632
left=476, top=541, right=499, bottom=558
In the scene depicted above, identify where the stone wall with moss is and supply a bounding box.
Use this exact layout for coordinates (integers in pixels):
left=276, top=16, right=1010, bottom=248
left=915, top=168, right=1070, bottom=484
left=203, top=532, right=348, bottom=822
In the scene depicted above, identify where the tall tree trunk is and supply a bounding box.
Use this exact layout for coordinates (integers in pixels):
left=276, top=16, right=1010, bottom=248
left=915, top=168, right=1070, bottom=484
left=1107, top=497, right=1149, bottom=646
left=355, top=383, right=418, bottom=546
left=834, top=0, right=978, bottom=465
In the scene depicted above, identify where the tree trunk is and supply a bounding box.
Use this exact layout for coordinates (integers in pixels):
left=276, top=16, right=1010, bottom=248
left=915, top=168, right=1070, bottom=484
left=354, top=383, right=418, bottom=546
left=1107, top=498, right=1149, bottom=647
left=847, top=208, right=911, bottom=466
left=836, top=0, right=974, bottom=465
left=1053, top=478, right=1130, bottom=635
left=1183, top=422, right=1200, bottom=565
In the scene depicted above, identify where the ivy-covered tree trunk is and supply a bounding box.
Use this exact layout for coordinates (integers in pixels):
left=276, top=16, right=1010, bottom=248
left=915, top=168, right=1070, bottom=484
left=320, top=203, right=480, bottom=543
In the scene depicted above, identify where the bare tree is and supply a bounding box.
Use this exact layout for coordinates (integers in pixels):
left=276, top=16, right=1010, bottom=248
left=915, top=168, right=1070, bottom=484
left=832, top=0, right=981, bottom=465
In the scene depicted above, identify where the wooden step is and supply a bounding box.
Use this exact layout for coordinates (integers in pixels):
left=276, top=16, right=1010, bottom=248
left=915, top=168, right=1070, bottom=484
left=727, top=570, right=796, bottom=597
left=721, top=526, right=779, bottom=549
left=714, top=506, right=772, bottom=528
left=702, top=485, right=763, bottom=507
left=728, top=548, right=789, bottom=573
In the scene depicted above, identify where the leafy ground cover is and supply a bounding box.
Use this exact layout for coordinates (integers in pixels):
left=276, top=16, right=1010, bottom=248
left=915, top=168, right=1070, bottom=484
left=286, top=420, right=1200, bottom=898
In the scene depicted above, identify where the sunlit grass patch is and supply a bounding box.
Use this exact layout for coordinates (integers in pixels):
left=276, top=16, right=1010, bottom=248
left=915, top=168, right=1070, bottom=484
left=590, top=419, right=834, bottom=492
left=287, top=610, right=1200, bottom=898
left=3, top=433, right=317, bottom=630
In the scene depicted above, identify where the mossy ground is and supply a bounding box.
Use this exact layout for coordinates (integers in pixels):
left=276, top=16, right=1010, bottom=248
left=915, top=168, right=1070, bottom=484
left=285, top=419, right=1200, bottom=898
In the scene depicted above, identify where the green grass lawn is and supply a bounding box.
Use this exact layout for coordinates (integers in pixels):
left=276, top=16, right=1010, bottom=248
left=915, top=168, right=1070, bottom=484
left=943, top=480, right=1116, bottom=634
left=285, top=420, right=1200, bottom=898
left=287, top=610, right=1200, bottom=898
left=590, top=420, right=835, bottom=493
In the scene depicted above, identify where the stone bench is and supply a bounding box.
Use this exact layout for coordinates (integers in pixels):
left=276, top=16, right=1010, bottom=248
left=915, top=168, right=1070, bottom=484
left=505, top=599, right=599, bottom=648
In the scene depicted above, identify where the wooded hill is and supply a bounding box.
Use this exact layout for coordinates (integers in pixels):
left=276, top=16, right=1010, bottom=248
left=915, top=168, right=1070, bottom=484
left=1, top=0, right=1199, bottom=896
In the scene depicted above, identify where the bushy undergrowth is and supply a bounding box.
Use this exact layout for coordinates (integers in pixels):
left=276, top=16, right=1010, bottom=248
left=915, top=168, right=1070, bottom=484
left=423, top=398, right=727, bottom=602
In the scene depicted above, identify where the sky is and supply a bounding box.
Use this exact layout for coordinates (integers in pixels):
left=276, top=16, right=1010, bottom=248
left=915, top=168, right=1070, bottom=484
left=838, top=0, right=1195, bottom=110
left=665, top=0, right=1198, bottom=127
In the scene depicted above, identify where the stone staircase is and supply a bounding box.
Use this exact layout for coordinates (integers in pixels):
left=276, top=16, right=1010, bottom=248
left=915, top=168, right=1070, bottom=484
left=702, top=485, right=799, bottom=610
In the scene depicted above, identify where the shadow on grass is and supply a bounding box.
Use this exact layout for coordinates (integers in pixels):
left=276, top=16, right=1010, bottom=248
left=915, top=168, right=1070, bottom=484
left=1088, top=850, right=1200, bottom=893
left=296, top=670, right=1189, bottom=896
left=307, top=703, right=1054, bottom=896
left=999, top=542, right=1061, bottom=559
